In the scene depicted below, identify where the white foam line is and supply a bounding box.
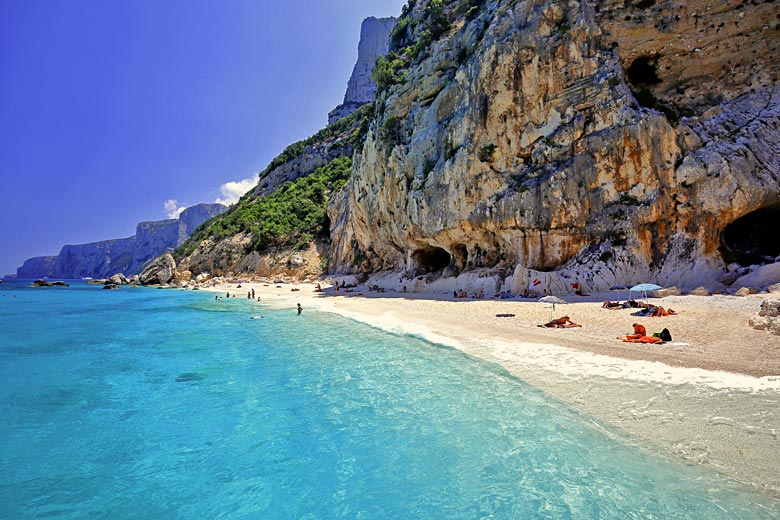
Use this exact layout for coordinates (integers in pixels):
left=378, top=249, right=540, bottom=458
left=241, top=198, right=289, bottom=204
left=325, top=304, right=780, bottom=393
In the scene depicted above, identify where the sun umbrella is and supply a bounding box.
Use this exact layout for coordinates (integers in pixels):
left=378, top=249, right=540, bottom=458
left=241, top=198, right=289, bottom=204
left=538, top=295, right=567, bottom=320
left=629, top=283, right=662, bottom=306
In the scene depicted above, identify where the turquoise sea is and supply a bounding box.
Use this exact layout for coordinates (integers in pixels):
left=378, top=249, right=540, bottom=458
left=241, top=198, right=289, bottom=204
left=1, top=280, right=778, bottom=519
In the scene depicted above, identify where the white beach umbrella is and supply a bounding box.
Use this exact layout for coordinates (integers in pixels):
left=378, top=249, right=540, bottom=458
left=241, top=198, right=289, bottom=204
left=538, top=295, right=567, bottom=320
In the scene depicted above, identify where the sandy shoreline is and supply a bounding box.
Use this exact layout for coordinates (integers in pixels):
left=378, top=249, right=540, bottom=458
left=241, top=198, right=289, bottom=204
left=205, top=281, right=780, bottom=497
left=214, top=281, right=780, bottom=380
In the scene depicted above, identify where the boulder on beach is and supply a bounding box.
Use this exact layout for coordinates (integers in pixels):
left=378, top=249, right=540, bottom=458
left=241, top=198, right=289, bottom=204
left=139, top=254, right=176, bottom=285
left=653, top=286, right=682, bottom=298
left=749, top=299, right=780, bottom=335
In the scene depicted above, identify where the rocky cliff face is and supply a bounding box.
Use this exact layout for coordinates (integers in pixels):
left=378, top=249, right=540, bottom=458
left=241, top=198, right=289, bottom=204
left=328, top=17, right=397, bottom=124
left=16, top=256, right=57, bottom=278
left=54, top=237, right=137, bottom=279
left=328, top=0, right=780, bottom=294
left=17, top=203, right=226, bottom=279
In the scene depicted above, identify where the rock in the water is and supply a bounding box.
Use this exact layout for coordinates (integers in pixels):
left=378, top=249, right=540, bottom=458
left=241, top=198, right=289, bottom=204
left=31, top=280, right=69, bottom=287
left=139, top=254, right=176, bottom=285
left=128, top=275, right=140, bottom=285
left=103, top=283, right=120, bottom=290
left=107, top=273, right=129, bottom=285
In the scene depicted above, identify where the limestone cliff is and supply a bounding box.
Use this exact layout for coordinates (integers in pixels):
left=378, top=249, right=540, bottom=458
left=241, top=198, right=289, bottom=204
left=54, top=237, right=137, bottom=279
left=16, top=256, right=57, bottom=279
left=327, top=0, right=780, bottom=294
left=328, top=17, right=397, bottom=124
left=17, top=203, right=226, bottom=279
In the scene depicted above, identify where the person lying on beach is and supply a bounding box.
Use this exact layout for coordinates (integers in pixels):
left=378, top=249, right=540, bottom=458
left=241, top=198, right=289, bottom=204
left=602, top=300, right=623, bottom=309
left=542, top=316, right=582, bottom=328
left=623, top=335, right=664, bottom=344
left=648, top=306, right=677, bottom=317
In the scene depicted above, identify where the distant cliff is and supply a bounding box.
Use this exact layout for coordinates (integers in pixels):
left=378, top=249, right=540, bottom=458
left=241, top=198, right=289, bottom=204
left=16, top=256, right=58, bottom=279
left=17, top=203, right=226, bottom=278
left=328, top=16, right=396, bottom=124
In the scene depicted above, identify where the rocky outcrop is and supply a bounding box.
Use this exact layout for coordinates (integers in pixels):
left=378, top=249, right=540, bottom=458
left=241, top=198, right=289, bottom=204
left=749, top=300, right=780, bottom=336
left=107, top=273, right=129, bottom=285
left=328, top=17, right=397, bottom=124
left=326, top=0, right=780, bottom=294
left=17, top=203, right=226, bottom=279
left=31, top=280, right=69, bottom=287
left=139, top=253, right=176, bottom=285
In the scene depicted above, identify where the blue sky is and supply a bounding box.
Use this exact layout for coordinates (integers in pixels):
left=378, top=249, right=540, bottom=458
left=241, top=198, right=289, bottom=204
left=0, top=0, right=405, bottom=275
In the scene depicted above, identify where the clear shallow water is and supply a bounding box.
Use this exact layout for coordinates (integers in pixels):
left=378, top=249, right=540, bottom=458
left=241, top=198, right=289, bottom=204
left=1, top=281, right=778, bottom=519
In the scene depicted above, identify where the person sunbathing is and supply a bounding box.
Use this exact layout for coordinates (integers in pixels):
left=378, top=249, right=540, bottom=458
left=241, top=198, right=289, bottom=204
left=602, top=300, right=623, bottom=309
left=649, top=306, right=677, bottom=317
left=543, top=316, right=582, bottom=328
left=623, top=334, right=664, bottom=344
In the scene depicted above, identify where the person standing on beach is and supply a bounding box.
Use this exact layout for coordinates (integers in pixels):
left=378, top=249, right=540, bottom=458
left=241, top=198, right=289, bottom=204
left=297, top=303, right=303, bottom=315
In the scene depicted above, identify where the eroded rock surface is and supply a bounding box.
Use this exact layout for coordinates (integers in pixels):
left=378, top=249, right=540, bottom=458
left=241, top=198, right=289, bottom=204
left=139, top=254, right=177, bottom=285
left=327, top=0, right=780, bottom=294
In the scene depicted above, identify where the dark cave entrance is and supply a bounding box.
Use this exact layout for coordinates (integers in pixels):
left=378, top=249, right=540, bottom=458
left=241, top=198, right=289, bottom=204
left=412, top=246, right=452, bottom=275
left=720, top=205, right=780, bottom=266
left=626, top=55, right=661, bottom=89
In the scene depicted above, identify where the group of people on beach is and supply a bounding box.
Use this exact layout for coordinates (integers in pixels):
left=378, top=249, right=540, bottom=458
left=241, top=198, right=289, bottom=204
left=602, top=299, right=678, bottom=317
left=454, top=289, right=485, bottom=299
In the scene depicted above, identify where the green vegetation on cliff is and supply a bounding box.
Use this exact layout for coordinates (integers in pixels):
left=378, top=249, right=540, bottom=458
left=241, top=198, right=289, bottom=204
left=178, top=157, right=353, bottom=257
left=379, top=0, right=486, bottom=92
left=258, top=104, right=372, bottom=179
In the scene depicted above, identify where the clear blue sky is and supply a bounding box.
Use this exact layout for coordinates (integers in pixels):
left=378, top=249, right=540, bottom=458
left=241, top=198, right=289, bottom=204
left=0, top=0, right=405, bottom=276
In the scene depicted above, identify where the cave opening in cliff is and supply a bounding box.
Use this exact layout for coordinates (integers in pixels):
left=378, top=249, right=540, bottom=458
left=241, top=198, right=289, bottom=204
left=720, top=205, right=780, bottom=266
left=412, top=246, right=452, bottom=275
left=626, top=55, right=661, bottom=89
